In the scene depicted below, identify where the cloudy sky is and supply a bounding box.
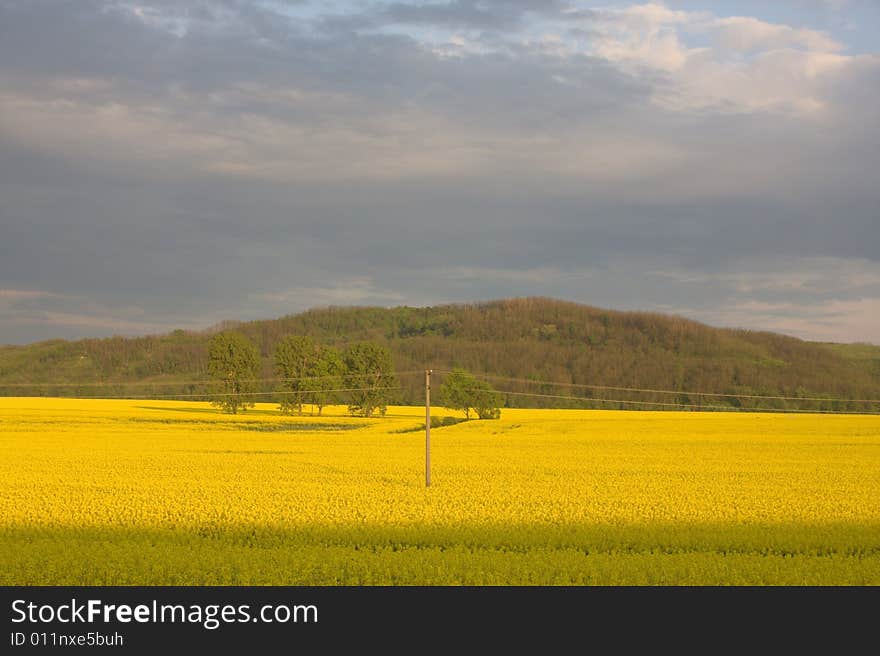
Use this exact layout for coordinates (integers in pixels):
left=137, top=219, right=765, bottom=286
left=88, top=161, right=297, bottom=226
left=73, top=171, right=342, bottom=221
left=1, top=1, right=878, bottom=345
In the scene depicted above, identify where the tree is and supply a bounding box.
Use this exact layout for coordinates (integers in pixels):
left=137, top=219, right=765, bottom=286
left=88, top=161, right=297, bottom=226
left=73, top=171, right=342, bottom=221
left=440, top=368, right=502, bottom=419
left=307, top=346, right=343, bottom=415
left=342, top=342, right=397, bottom=417
left=440, top=368, right=477, bottom=419
left=274, top=335, right=319, bottom=415
left=275, top=336, right=345, bottom=415
left=207, top=331, right=259, bottom=414
left=471, top=381, right=502, bottom=419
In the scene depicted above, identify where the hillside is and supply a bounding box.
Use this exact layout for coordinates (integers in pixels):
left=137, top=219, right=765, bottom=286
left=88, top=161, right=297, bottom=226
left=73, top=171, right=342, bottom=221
left=816, top=342, right=880, bottom=379
left=1, top=298, right=878, bottom=412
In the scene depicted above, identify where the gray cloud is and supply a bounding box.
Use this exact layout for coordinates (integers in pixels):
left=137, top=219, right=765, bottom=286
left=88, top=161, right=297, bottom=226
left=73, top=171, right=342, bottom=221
left=318, top=0, right=573, bottom=33
left=0, top=1, right=878, bottom=344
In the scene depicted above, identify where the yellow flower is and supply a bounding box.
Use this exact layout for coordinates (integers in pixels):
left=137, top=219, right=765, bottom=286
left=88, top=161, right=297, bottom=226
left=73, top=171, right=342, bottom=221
left=1, top=398, right=878, bottom=584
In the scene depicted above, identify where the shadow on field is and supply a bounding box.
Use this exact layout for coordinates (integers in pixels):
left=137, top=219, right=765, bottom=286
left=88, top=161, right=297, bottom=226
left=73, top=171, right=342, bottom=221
left=2, top=521, right=879, bottom=585
left=136, top=405, right=281, bottom=417
left=134, top=405, right=423, bottom=421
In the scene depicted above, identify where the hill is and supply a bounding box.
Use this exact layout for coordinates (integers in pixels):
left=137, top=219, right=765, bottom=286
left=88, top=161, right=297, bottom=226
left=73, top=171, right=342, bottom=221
left=1, top=298, right=878, bottom=412
left=815, top=342, right=880, bottom=378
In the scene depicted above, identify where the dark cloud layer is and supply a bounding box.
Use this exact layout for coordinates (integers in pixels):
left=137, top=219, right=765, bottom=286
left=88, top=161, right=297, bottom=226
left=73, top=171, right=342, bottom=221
left=0, top=1, right=878, bottom=343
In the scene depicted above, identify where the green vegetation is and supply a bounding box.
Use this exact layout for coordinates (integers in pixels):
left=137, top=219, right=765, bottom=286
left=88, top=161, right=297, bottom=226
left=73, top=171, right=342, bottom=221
left=305, top=345, right=344, bottom=416
left=342, top=342, right=397, bottom=417
left=6, top=522, right=879, bottom=585
left=0, top=298, right=878, bottom=412
left=274, top=335, right=343, bottom=415
left=207, top=331, right=259, bottom=414
left=816, top=342, right=880, bottom=379
left=392, top=416, right=468, bottom=433
left=440, top=368, right=502, bottom=419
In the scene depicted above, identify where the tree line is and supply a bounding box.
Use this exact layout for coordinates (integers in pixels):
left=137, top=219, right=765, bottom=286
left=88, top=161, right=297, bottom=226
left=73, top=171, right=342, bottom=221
left=2, top=299, right=878, bottom=414
left=208, top=331, right=501, bottom=419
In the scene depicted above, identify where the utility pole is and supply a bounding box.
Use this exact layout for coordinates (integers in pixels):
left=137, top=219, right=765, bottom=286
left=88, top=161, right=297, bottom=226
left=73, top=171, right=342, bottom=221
left=425, top=369, right=431, bottom=487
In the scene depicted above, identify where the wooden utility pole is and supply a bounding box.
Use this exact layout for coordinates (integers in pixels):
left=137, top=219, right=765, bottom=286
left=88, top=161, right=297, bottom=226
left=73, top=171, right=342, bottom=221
left=425, top=368, right=431, bottom=487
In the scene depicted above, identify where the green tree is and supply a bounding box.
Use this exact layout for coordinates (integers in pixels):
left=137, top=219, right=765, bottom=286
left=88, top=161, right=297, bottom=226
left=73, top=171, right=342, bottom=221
left=307, top=346, right=343, bottom=415
left=274, top=335, right=319, bottom=415
left=440, top=368, right=477, bottom=419
left=471, top=381, right=503, bottom=419
left=440, top=368, right=502, bottom=419
left=207, top=331, right=259, bottom=414
left=342, top=342, right=397, bottom=417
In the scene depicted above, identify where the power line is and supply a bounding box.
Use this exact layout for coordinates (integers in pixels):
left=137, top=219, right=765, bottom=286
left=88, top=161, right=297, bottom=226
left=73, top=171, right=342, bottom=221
left=3, top=368, right=876, bottom=405
left=488, top=389, right=880, bottom=415
left=38, top=386, right=402, bottom=401
left=0, top=370, right=423, bottom=389
left=3, top=367, right=878, bottom=412
left=434, top=370, right=880, bottom=405
left=8, top=379, right=878, bottom=415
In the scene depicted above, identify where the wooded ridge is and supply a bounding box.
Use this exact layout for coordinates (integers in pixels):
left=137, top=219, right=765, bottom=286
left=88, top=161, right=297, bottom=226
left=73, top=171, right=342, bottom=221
left=2, top=297, right=878, bottom=411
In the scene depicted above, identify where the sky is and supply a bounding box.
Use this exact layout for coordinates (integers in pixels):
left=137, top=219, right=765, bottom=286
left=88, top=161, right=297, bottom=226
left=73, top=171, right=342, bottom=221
left=0, top=0, right=878, bottom=345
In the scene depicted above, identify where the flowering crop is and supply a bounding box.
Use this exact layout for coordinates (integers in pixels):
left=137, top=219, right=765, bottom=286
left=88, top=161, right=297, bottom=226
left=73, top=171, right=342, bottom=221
left=1, top=398, right=878, bottom=584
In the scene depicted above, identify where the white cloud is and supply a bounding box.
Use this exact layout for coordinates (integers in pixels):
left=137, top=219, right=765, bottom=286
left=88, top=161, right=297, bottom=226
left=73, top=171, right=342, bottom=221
left=652, top=257, right=880, bottom=298
left=612, top=2, right=696, bottom=28
left=593, top=23, right=695, bottom=72
left=569, top=3, right=852, bottom=115
left=0, top=285, right=213, bottom=338
left=652, top=257, right=880, bottom=343
left=254, top=278, right=406, bottom=309
left=441, top=266, right=589, bottom=284
left=679, top=297, right=880, bottom=343
left=713, top=16, right=842, bottom=53
left=0, top=85, right=488, bottom=181
left=0, top=289, right=57, bottom=300
left=653, top=48, right=857, bottom=115
left=35, top=311, right=190, bottom=333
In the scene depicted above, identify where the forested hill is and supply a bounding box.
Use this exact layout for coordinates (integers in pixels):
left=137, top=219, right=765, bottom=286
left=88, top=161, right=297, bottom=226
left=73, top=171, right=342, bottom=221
left=2, top=298, right=879, bottom=411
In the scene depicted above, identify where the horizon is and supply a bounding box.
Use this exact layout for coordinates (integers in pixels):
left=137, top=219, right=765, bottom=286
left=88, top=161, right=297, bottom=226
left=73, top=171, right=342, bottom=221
left=1, top=1, right=878, bottom=345
left=1, top=297, right=878, bottom=348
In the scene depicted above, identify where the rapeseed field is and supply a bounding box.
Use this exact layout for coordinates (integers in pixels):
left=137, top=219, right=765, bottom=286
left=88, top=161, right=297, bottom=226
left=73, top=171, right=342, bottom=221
left=1, top=397, right=878, bottom=584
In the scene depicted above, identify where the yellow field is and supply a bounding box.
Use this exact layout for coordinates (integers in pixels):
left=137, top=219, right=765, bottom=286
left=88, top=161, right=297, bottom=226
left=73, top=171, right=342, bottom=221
left=1, top=397, right=879, bottom=585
